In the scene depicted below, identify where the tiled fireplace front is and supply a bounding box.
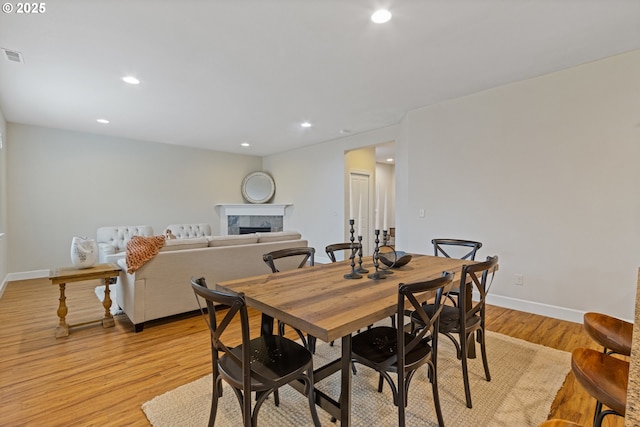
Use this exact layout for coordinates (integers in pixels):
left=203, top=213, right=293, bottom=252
left=228, top=215, right=283, bottom=235
left=216, top=204, right=291, bottom=235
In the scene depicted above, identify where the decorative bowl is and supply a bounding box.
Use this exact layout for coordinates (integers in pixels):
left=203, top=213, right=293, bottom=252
left=379, top=250, right=412, bottom=268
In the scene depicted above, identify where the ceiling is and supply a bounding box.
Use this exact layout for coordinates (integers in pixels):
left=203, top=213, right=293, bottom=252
left=1, top=1, right=639, bottom=158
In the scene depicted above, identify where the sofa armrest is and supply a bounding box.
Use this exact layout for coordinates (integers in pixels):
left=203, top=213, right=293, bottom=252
left=98, top=242, right=116, bottom=264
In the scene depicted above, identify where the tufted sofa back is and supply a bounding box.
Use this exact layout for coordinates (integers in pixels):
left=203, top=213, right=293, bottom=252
left=96, top=225, right=154, bottom=263
left=165, top=223, right=212, bottom=239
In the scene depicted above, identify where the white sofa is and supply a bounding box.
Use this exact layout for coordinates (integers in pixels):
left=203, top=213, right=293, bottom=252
left=97, top=225, right=154, bottom=263
left=115, top=231, right=308, bottom=332
left=165, top=223, right=211, bottom=239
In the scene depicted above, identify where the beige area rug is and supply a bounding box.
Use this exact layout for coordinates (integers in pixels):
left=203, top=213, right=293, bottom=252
left=142, top=331, right=570, bottom=427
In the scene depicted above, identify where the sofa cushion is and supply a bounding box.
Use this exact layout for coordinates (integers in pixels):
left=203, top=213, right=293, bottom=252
left=208, top=234, right=259, bottom=247
left=256, top=231, right=302, bottom=243
left=161, top=237, right=209, bottom=252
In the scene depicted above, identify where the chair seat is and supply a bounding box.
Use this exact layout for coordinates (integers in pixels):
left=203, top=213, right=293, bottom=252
left=583, top=312, right=632, bottom=356
left=219, top=335, right=313, bottom=390
left=352, top=326, right=432, bottom=369
left=571, top=348, right=628, bottom=416
left=415, top=303, right=481, bottom=333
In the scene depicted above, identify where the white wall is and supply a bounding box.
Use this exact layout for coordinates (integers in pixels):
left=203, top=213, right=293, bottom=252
left=267, top=50, right=640, bottom=322
left=398, top=49, right=640, bottom=322
left=0, top=109, right=7, bottom=289
left=6, top=124, right=262, bottom=274
left=263, top=126, right=399, bottom=263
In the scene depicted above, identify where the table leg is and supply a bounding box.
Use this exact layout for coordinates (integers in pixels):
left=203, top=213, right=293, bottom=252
left=340, top=334, right=352, bottom=426
left=102, top=277, right=115, bottom=328
left=55, top=283, right=69, bottom=338
left=261, top=313, right=275, bottom=336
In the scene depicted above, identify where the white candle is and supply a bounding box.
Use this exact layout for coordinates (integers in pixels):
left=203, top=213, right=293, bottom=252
left=349, top=180, right=353, bottom=220
left=383, top=190, right=388, bottom=231
left=357, top=194, right=362, bottom=236
left=375, top=186, right=380, bottom=230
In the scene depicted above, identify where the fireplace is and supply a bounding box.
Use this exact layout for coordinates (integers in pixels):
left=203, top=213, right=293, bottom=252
left=216, top=204, right=292, bottom=235
left=239, top=226, right=271, bottom=234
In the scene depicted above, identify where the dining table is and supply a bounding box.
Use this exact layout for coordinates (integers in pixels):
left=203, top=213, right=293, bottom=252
left=216, top=253, right=477, bottom=426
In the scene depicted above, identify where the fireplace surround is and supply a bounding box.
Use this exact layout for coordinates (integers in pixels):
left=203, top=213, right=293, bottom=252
left=216, top=204, right=292, bottom=235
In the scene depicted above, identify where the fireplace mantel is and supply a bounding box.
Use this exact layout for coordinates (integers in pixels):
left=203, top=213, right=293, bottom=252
left=216, top=203, right=292, bottom=217
left=216, top=203, right=292, bottom=235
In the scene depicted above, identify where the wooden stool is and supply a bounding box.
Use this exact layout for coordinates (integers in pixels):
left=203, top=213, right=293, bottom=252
left=571, top=348, right=628, bottom=427
left=538, top=419, right=583, bottom=427
left=583, top=312, right=632, bottom=356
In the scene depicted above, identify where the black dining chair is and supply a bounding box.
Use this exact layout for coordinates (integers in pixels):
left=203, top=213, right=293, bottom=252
left=325, top=242, right=354, bottom=263
left=431, top=239, right=483, bottom=307
left=262, top=247, right=317, bottom=353
left=412, top=255, right=498, bottom=409
left=351, top=271, right=455, bottom=427
left=190, top=277, right=321, bottom=427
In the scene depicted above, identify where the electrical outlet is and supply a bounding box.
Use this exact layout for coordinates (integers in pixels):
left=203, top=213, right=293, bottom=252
left=515, top=274, right=524, bottom=286
left=419, top=209, right=425, bottom=218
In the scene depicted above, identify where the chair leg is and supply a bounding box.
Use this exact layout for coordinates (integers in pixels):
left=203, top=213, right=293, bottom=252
left=306, top=370, right=322, bottom=427
left=460, top=331, right=473, bottom=408
left=479, top=329, right=491, bottom=382
left=430, top=362, right=445, bottom=427
left=595, top=408, right=622, bottom=427
left=209, top=377, right=220, bottom=427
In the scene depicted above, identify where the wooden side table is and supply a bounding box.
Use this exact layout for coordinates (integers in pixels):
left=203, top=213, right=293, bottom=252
left=49, top=263, right=122, bottom=338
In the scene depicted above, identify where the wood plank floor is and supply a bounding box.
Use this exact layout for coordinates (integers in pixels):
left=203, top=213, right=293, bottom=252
left=0, top=277, right=624, bottom=427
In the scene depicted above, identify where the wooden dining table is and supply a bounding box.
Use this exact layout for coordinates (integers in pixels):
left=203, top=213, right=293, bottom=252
left=216, top=253, right=476, bottom=426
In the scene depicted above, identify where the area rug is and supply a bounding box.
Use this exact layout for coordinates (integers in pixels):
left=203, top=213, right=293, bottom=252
left=142, top=331, right=570, bottom=426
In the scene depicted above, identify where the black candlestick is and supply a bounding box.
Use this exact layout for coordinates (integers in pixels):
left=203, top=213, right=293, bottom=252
left=368, top=229, right=387, bottom=280
left=355, top=235, right=369, bottom=274
left=344, top=219, right=362, bottom=279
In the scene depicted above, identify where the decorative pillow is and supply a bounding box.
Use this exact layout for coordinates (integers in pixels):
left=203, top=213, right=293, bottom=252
left=208, top=234, right=258, bottom=247
left=256, top=231, right=302, bottom=243
left=160, top=237, right=209, bottom=252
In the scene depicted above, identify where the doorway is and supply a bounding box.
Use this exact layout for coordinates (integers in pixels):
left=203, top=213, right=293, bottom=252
left=349, top=171, right=372, bottom=254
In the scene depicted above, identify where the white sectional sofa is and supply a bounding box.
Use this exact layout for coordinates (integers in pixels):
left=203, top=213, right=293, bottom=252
left=115, top=231, right=308, bottom=332
left=96, top=225, right=154, bottom=263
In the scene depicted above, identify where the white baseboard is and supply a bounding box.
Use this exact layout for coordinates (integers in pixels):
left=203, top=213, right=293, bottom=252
left=5, top=269, right=50, bottom=282
left=1, top=270, right=48, bottom=299
left=487, top=293, right=588, bottom=324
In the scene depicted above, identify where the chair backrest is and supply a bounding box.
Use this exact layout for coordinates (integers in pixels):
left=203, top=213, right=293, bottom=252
left=190, top=277, right=258, bottom=387
left=263, top=247, right=315, bottom=272
left=457, top=255, right=499, bottom=325
left=397, top=272, right=455, bottom=368
left=432, top=238, right=482, bottom=261
left=325, top=243, right=354, bottom=263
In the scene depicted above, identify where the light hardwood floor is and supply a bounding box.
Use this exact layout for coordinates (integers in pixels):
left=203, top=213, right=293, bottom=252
left=0, top=277, right=624, bottom=427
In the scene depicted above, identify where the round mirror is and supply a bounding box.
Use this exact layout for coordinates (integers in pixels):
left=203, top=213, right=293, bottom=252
left=241, top=171, right=275, bottom=204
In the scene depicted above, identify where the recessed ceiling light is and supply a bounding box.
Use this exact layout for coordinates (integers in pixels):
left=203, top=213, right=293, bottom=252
left=386, top=158, right=394, bottom=162
left=122, top=75, right=140, bottom=85
left=371, top=9, right=392, bottom=24
left=241, top=142, right=250, bottom=147
left=301, top=121, right=312, bottom=128
left=96, top=118, right=109, bottom=124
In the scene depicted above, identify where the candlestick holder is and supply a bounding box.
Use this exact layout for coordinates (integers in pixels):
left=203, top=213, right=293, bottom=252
left=368, top=229, right=387, bottom=280
left=382, top=229, right=388, bottom=246
left=344, top=219, right=362, bottom=279
left=355, top=235, right=369, bottom=274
